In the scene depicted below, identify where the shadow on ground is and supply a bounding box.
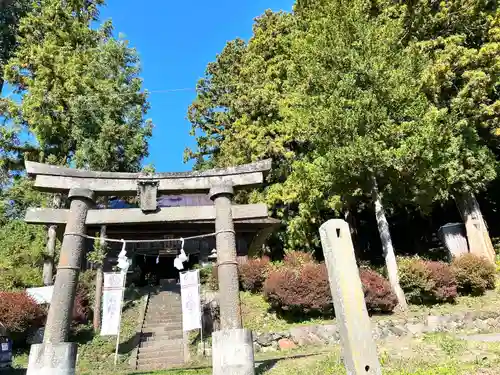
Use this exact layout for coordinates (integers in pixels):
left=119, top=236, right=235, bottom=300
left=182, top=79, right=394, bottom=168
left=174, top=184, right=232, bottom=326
left=0, top=368, right=26, bottom=375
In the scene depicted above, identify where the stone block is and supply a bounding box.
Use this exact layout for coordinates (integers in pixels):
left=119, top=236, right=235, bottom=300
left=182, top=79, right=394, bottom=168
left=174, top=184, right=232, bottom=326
left=407, top=323, right=425, bottom=336
left=212, top=328, right=255, bottom=375
left=278, top=338, right=296, bottom=351
left=27, top=342, right=77, bottom=375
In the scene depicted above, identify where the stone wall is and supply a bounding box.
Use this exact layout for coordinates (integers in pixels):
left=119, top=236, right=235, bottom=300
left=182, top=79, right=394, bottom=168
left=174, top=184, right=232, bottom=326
left=197, top=309, right=500, bottom=355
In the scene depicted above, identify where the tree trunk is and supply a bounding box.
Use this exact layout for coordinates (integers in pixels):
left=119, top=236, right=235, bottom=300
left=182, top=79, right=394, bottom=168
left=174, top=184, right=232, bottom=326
left=371, top=175, right=408, bottom=310
left=93, top=198, right=107, bottom=332
left=455, top=192, right=495, bottom=263
left=43, top=194, right=61, bottom=285
left=344, top=208, right=360, bottom=260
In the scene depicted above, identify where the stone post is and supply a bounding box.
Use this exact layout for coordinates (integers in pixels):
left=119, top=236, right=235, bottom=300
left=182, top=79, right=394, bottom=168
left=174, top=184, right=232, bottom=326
left=319, top=219, right=382, bottom=375
left=210, top=185, right=255, bottom=375
left=27, top=188, right=94, bottom=375
left=209, top=185, right=241, bottom=330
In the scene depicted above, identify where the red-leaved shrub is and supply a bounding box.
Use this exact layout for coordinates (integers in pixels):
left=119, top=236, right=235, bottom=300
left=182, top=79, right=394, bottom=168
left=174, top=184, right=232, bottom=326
left=452, top=254, right=496, bottom=296
left=425, top=261, right=457, bottom=302
left=360, top=269, right=398, bottom=313
left=238, top=256, right=270, bottom=293
left=264, top=262, right=397, bottom=317
left=283, top=251, right=315, bottom=268
left=263, top=262, right=333, bottom=316
left=0, top=292, right=46, bottom=342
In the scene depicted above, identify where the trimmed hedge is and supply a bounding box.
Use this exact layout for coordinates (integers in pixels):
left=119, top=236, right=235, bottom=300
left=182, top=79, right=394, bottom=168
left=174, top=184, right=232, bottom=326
left=360, top=269, right=398, bottom=313
left=263, top=262, right=333, bottom=316
left=452, top=254, right=496, bottom=296
left=398, top=257, right=457, bottom=304
left=263, top=261, right=397, bottom=317
left=0, top=291, right=46, bottom=344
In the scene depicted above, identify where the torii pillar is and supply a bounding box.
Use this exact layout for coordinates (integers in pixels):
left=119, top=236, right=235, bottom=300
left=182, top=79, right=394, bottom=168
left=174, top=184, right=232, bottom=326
left=27, top=188, right=95, bottom=375
left=210, top=185, right=255, bottom=375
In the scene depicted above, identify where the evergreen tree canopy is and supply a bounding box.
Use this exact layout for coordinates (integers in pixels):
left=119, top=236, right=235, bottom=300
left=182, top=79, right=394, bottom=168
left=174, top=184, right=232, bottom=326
left=3, top=0, right=152, bottom=171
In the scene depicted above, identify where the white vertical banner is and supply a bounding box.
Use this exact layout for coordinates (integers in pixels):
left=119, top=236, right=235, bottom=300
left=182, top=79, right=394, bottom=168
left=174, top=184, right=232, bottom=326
left=180, top=270, right=201, bottom=331
left=101, top=272, right=125, bottom=336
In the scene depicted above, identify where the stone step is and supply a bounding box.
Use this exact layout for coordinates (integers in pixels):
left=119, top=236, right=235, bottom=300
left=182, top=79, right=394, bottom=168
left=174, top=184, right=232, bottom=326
left=144, top=318, right=182, bottom=325
left=138, top=348, right=184, bottom=360
left=145, top=312, right=182, bottom=318
left=140, top=331, right=184, bottom=341
left=147, top=306, right=182, bottom=311
left=149, top=297, right=181, bottom=303
left=140, top=333, right=183, bottom=342
left=141, top=330, right=184, bottom=338
left=139, top=342, right=184, bottom=352
left=137, top=357, right=184, bottom=370
left=144, top=321, right=182, bottom=328
left=136, top=362, right=184, bottom=372
left=146, top=306, right=182, bottom=312
left=139, top=339, right=184, bottom=348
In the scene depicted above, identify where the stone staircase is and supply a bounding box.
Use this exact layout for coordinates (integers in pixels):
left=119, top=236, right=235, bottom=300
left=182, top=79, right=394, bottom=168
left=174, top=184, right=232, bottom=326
left=134, top=281, right=186, bottom=372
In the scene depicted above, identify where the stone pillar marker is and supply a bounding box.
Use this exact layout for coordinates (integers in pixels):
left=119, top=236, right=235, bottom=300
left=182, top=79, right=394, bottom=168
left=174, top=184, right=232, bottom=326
left=210, top=185, right=255, bottom=375
left=28, top=188, right=95, bottom=375
left=319, top=219, right=382, bottom=375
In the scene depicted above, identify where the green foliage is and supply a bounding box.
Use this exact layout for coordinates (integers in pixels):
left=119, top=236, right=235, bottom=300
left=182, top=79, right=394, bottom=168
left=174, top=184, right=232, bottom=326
left=0, top=176, right=47, bottom=222
left=0, top=219, right=46, bottom=290
left=187, top=1, right=496, bottom=252
left=378, top=0, right=500, bottom=153
left=79, top=270, right=97, bottom=308
left=87, top=237, right=106, bottom=266
left=452, top=253, right=496, bottom=296
left=3, top=0, right=152, bottom=171
left=0, top=0, right=31, bottom=93
left=398, top=257, right=458, bottom=304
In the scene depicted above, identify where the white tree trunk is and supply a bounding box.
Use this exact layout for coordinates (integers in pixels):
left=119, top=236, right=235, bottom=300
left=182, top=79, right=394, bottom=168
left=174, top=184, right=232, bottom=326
left=43, top=194, right=61, bottom=285
left=371, top=175, right=408, bottom=310
left=455, top=192, right=495, bottom=263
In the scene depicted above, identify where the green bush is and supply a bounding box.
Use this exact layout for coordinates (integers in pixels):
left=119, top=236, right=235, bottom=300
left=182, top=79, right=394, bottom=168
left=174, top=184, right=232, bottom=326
left=452, top=254, right=496, bottom=296
left=398, top=257, right=457, bottom=304
left=0, top=220, right=46, bottom=290
left=79, top=269, right=97, bottom=307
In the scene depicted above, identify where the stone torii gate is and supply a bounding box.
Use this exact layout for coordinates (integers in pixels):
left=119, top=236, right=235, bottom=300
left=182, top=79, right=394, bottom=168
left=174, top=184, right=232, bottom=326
left=25, top=160, right=271, bottom=375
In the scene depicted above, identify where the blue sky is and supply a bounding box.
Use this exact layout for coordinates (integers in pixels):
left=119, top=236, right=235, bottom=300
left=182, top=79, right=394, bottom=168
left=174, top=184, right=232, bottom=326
left=99, top=0, right=294, bottom=172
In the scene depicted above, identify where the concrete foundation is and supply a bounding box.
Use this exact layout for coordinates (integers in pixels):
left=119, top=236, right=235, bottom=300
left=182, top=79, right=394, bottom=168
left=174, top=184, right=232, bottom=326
left=27, top=342, right=77, bottom=375
left=212, top=328, right=254, bottom=375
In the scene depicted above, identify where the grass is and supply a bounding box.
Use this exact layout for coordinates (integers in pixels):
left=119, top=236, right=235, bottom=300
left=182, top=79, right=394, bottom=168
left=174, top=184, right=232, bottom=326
left=240, top=292, right=333, bottom=333
left=121, top=332, right=500, bottom=374
left=10, top=287, right=146, bottom=375
left=240, top=288, right=500, bottom=333
left=11, top=281, right=500, bottom=374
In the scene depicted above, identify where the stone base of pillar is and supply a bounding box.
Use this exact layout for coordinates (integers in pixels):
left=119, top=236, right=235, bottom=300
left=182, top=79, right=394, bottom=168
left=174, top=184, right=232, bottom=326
left=212, top=328, right=255, bottom=375
left=27, top=342, right=77, bottom=375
